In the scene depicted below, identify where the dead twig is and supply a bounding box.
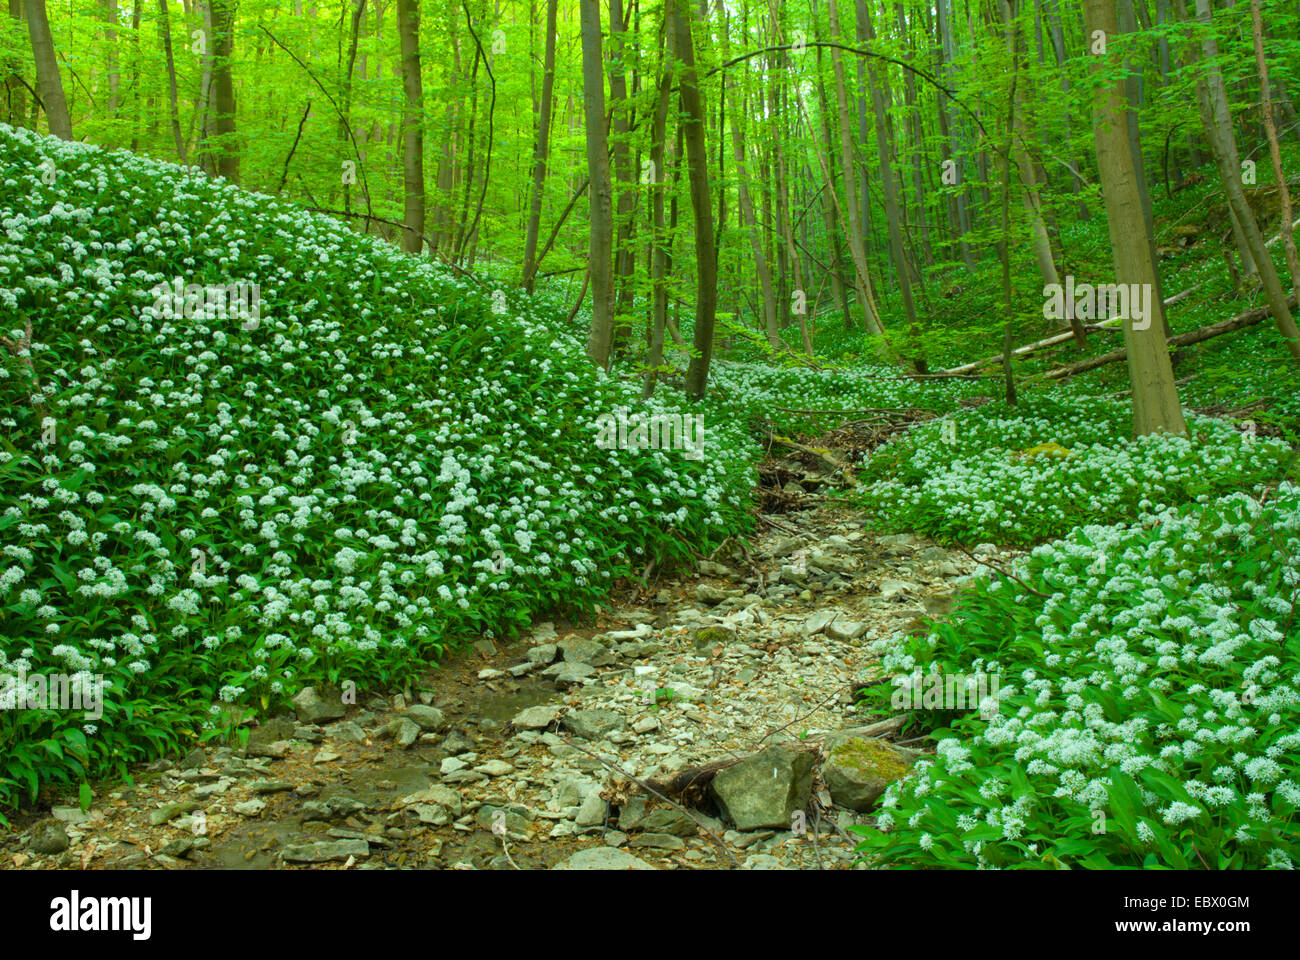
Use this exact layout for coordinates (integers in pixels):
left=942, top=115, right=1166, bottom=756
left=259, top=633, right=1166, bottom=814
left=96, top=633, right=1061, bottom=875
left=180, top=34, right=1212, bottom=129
left=558, top=736, right=744, bottom=869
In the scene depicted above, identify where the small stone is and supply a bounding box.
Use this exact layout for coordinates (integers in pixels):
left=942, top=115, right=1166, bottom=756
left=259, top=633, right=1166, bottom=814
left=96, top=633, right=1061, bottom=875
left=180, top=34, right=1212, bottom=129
left=563, top=708, right=626, bottom=741
left=632, top=716, right=660, bottom=735
left=29, top=820, right=69, bottom=855
left=629, top=832, right=686, bottom=852
left=388, top=716, right=421, bottom=748
left=695, top=584, right=728, bottom=605
left=331, top=721, right=367, bottom=744
left=50, top=806, right=89, bottom=825
left=526, top=644, right=560, bottom=665
left=161, top=837, right=196, bottom=859
left=512, top=705, right=561, bottom=730
left=313, top=749, right=342, bottom=764
left=149, top=801, right=201, bottom=826
left=250, top=779, right=295, bottom=795
left=575, top=793, right=607, bottom=827
left=474, top=759, right=514, bottom=777
left=234, top=798, right=267, bottom=817
left=825, top=621, right=866, bottom=641
left=693, top=625, right=737, bottom=651
left=441, top=756, right=468, bottom=775
left=560, top=637, right=613, bottom=666
left=403, top=705, right=446, bottom=732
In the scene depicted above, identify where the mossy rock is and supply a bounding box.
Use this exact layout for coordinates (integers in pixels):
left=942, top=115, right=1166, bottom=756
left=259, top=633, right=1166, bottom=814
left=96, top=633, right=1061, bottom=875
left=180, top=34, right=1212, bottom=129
left=1017, top=442, right=1072, bottom=461
left=693, top=625, right=737, bottom=651
left=821, top=737, right=918, bottom=812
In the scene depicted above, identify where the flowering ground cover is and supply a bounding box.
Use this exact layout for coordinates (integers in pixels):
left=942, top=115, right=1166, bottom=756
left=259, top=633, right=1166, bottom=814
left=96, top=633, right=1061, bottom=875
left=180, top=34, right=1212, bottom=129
left=860, top=394, right=1294, bottom=545
left=0, top=125, right=770, bottom=815
left=852, top=482, right=1300, bottom=868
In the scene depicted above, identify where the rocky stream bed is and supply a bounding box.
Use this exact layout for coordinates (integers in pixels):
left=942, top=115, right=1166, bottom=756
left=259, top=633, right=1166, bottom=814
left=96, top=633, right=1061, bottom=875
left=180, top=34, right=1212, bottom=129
left=7, top=462, right=1017, bottom=871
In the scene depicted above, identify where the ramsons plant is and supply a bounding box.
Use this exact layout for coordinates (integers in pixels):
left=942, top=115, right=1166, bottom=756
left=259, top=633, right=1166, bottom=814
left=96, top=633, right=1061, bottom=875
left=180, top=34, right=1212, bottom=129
left=854, top=482, right=1300, bottom=869
left=861, top=394, right=1293, bottom=544
left=0, top=124, right=757, bottom=816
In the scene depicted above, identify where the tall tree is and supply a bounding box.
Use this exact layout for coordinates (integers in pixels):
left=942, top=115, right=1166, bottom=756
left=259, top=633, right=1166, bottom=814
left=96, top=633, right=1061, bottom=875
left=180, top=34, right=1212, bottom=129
left=579, top=0, right=615, bottom=368
left=208, top=0, right=239, bottom=180
left=521, top=0, right=558, bottom=292
left=1084, top=0, right=1187, bottom=436
left=674, top=0, right=717, bottom=398
left=396, top=0, right=424, bottom=253
left=24, top=0, right=71, bottom=139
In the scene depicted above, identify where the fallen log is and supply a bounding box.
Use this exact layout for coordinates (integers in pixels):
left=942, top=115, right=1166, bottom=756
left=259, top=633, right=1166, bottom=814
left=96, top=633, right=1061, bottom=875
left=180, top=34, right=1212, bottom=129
left=1040, top=295, right=1298, bottom=381
left=937, top=283, right=1206, bottom=376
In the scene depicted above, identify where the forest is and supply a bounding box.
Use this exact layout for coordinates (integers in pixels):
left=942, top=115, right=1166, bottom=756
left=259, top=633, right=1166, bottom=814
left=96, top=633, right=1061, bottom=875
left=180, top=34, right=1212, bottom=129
left=0, top=0, right=1298, bottom=879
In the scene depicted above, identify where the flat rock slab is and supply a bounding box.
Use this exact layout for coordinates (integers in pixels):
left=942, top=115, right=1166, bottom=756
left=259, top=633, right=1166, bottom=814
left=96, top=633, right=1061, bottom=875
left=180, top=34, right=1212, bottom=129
left=563, top=708, right=626, bottom=740
left=553, top=847, right=657, bottom=870
left=512, top=705, right=561, bottom=730
left=281, top=839, right=370, bottom=863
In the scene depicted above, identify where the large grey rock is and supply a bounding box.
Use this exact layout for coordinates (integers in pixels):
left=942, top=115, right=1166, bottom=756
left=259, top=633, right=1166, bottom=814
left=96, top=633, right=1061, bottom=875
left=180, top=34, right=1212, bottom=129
left=553, top=847, right=657, bottom=870
left=292, top=686, right=346, bottom=724
left=281, top=839, right=369, bottom=863
left=563, top=709, right=626, bottom=741
left=710, top=745, right=815, bottom=831
left=822, top=737, right=917, bottom=811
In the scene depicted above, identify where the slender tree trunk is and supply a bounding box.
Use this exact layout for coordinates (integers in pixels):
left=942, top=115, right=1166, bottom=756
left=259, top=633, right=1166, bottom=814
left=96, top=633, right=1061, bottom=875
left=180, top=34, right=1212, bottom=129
left=1084, top=0, right=1188, bottom=435
left=675, top=0, right=716, bottom=398
left=1249, top=0, right=1300, bottom=300
left=207, top=0, right=238, bottom=181
left=858, top=0, right=920, bottom=356
left=728, top=83, right=782, bottom=349
left=1183, top=0, right=1300, bottom=359
left=340, top=0, right=366, bottom=215
left=521, top=0, right=558, bottom=292
left=827, top=0, right=885, bottom=337
left=102, top=0, right=121, bottom=130
left=4, top=0, right=26, bottom=127
left=608, top=0, right=637, bottom=354
left=396, top=0, right=425, bottom=253
left=24, top=0, right=71, bottom=139
left=580, top=0, right=615, bottom=368
left=645, top=10, right=675, bottom=397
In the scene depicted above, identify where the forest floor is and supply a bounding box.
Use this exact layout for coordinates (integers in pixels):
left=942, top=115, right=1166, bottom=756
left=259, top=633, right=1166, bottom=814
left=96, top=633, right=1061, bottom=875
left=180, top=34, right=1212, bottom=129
left=3, top=441, right=1013, bottom=871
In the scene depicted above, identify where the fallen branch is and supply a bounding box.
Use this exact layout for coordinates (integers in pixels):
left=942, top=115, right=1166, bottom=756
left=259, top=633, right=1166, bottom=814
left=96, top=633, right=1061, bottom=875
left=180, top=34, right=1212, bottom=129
left=937, top=284, right=1205, bottom=375
left=558, top=736, right=744, bottom=868
left=1040, top=295, right=1298, bottom=381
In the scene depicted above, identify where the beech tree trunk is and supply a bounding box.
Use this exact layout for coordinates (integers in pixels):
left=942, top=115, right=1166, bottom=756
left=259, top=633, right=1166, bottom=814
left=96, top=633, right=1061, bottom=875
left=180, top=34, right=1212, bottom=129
left=24, top=0, right=71, bottom=139
left=674, top=0, right=716, bottom=398
left=396, top=0, right=425, bottom=253
left=521, top=0, right=558, bottom=292
left=1084, top=0, right=1188, bottom=436
left=579, top=0, right=615, bottom=368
